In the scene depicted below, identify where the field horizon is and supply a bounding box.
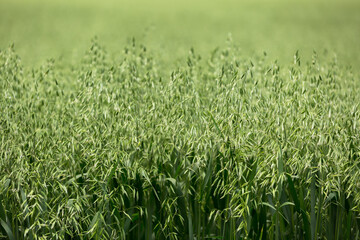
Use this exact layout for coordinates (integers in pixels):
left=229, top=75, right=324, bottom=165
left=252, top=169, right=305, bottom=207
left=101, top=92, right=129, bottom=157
left=1, top=0, right=360, bottom=68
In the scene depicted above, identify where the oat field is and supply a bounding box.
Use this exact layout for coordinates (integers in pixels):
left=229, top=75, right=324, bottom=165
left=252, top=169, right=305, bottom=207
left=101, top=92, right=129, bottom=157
left=1, top=0, right=360, bottom=239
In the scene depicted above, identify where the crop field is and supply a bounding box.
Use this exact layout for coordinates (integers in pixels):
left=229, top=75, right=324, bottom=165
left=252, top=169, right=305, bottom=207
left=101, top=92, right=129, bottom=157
left=1, top=0, right=360, bottom=239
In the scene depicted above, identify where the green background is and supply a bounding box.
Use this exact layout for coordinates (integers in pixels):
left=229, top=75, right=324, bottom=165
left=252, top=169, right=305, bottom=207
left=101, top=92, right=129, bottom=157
left=1, top=0, right=359, bottom=67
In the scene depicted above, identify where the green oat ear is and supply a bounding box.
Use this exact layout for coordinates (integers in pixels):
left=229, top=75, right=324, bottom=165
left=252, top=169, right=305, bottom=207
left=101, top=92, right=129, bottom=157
left=294, top=50, right=301, bottom=66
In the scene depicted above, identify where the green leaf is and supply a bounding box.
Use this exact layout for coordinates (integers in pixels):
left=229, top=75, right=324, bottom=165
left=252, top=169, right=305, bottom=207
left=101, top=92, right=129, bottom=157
left=0, top=219, right=14, bottom=240
left=261, top=202, right=276, bottom=211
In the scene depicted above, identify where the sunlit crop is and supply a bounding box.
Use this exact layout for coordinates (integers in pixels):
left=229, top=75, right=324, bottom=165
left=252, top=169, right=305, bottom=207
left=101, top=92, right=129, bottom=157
left=1, top=37, right=360, bottom=239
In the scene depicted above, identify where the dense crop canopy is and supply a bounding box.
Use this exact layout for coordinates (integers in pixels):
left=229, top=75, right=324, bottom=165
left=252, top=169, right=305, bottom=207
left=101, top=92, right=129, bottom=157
left=0, top=38, right=360, bottom=239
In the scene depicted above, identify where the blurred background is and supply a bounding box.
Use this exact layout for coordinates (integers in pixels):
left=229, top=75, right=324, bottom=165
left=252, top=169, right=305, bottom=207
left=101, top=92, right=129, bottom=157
left=1, top=0, right=359, bottom=68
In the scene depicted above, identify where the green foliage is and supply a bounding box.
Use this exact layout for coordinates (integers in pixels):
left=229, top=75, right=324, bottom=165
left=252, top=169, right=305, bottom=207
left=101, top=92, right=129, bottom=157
left=0, top=38, right=360, bottom=239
